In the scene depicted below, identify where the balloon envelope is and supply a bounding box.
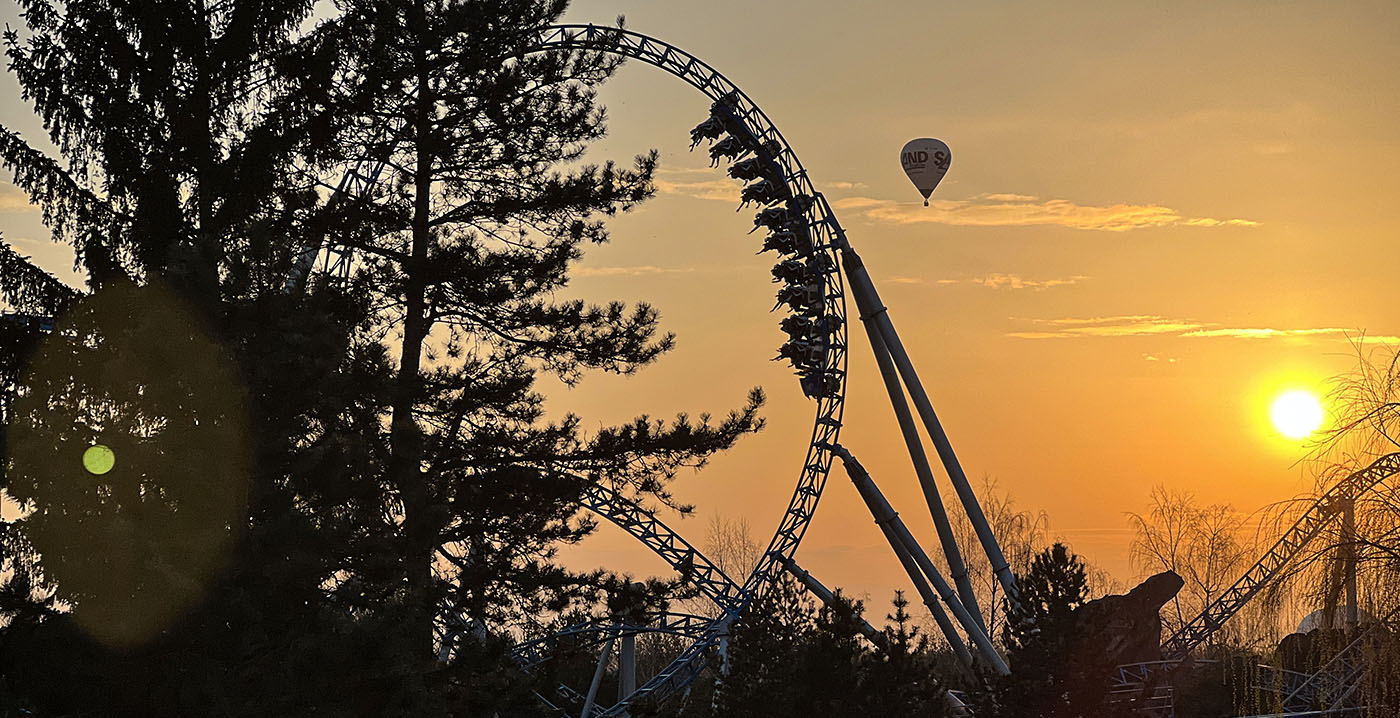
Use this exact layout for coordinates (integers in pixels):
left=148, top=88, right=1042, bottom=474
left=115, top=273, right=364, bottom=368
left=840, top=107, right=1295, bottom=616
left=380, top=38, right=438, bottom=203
left=900, top=138, right=951, bottom=205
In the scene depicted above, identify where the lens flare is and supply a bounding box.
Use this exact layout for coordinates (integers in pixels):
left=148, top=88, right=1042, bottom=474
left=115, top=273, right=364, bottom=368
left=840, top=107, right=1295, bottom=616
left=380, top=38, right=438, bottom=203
left=82, top=444, right=116, bottom=475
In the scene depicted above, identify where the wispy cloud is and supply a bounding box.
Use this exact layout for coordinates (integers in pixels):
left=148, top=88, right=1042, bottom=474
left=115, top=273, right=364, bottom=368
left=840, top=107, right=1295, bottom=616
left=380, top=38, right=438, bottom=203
left=0, top=184, right=36, bottom=213
left=654, top=176, right=739, bottom=203
left=897, top=273, right=1088, bottom=290
left=1182, top=327, right=1346, bottom=339
left=655, top=169, right=866, bottom=203
left=1180, top=218, right=1256, bottom=228
left=981, top=193, right=1039, bottom=202
left=970, top=273, right=1087, bottom=290
left=1008, top=315, right=1399, bottom=343
left=832, top=193, right=1259, bottom=232
left=831, top=196, right=887, bottom=211
left=1008, top=315, right=1203, bottom=339
left=572, top=265, right=695, bottom=278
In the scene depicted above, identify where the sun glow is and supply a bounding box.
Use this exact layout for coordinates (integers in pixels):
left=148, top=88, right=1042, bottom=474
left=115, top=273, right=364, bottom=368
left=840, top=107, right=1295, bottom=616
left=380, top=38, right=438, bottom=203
left=1270, top=390, right=1324, bottom=439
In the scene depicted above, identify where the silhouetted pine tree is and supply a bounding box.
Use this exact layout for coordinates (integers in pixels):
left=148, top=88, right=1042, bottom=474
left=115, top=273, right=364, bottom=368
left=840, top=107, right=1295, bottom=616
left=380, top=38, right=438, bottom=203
left=860, top=590, right=947, bottom=716
left=708, top=574, right=814, bottom=718
left=977, top=542, right=1133, bottom=718
left=687, top=585, right=950, bottom=718
left=0, top=1, right=364, bottom=714
left=1002, top=542, right=1089, bottom=654
left=0, top=0, right=763, bottom=714
left=310, top=0, right=765, bottom=687
left=796, top=588, right=867, bottom=712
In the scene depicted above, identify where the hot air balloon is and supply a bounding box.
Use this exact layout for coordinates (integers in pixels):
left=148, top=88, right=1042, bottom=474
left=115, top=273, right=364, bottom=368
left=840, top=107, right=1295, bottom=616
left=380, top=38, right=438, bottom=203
left=900, top=138, right=951, bottom=206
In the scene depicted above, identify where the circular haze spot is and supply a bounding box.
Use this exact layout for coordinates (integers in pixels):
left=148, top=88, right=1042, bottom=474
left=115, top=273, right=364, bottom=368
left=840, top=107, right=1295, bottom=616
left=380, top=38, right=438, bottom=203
left=6, top=280, right=251, bottom=648
left=82, top=444, right=116, bottom=475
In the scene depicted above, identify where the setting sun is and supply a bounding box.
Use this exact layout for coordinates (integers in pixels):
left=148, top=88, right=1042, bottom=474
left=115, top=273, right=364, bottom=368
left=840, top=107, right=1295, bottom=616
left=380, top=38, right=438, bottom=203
left=1271, top=390, right=1325, bottom=439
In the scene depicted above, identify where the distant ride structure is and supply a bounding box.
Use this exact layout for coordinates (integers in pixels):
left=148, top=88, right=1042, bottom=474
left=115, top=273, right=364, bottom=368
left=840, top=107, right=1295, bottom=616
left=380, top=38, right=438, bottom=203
left=1113, top=452, right=1400, bottom=716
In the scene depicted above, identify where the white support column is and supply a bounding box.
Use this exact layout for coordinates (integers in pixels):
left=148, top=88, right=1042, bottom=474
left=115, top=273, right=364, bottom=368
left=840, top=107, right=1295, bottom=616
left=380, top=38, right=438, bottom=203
left=838, top=240, right=1021, bottom=609
left=580, top=637, right=616, bottom=718
left=865, top=319, right=985, bottom=633
left=879, top=515, right=975, bottom=670
left=718, top=619, right=732, bottom=676
left=1342, top=498, right=1358, bottom=632
left=836, top=445, right=1008, bottom=675
left=620, top=581, right=644, bottom=705
left=617, top=631, right=636, bottom=706
left=782, top=557, right=888, bottom=650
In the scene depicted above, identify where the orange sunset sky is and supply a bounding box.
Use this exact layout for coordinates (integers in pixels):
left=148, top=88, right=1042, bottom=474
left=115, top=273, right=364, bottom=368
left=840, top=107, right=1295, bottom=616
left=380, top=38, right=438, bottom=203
left=3, top=1, right=1399, bottom=612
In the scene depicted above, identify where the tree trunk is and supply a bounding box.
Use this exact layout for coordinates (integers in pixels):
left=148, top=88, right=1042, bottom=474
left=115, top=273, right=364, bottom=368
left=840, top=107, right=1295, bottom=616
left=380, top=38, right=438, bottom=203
left=195, top=4, right=218, bottom=296
left=390, top=0, right=436, bottom=663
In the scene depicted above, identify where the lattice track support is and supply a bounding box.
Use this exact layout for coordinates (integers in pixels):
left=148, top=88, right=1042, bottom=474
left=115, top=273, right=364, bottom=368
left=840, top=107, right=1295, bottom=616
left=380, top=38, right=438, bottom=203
left=578, top=481, right=746, bottom=615
left=1108, top=660, right=1186, bottom=718
left=286, top=89, right=420, bottom=294
left=513, top=25, right=855, bottom=716
left=1281, top=604, right=1400, bottom=713
left=511, top=612, right=714, bottom=669
left=1162, top=452, right=1400, bottom=658
left=550, top=20, right=1025, bottom=669
left=300, top=22, right=1027, bottom=715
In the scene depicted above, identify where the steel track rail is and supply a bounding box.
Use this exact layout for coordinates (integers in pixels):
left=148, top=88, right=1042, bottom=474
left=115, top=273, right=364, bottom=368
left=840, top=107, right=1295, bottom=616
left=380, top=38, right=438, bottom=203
left=512, top=612, right=713, bottom=668
left=504, top=25, right=852, bottom=715
left=578, top=482, right=745, bottom=615
left=289, top=21, right=862, bottom=715
left=1162, top=452, right=1400, bottom=659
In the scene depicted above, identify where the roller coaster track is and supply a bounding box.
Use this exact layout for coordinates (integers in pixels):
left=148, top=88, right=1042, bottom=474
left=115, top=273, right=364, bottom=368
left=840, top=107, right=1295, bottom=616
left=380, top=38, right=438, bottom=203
left=1278, top=603, right=1400, bottom=713
left=516, top=613, right=714, bottom=718
left=286, top=88, right=419, bottom=293
left=18, top=21, right=849, bottom=715
left=511, top=611, right=713, bottom=668
left=487, top=25, right=853, bottom=716
left=1162, top=452, right=1400, bottom=659
left=576, top=481, right=745, bottom=616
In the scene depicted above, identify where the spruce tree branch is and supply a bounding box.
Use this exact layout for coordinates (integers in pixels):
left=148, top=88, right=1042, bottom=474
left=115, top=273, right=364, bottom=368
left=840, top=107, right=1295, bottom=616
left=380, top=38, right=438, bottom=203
left=0, top=236, right=81, bottom=313
left=0, top=127, right=131, bottom=227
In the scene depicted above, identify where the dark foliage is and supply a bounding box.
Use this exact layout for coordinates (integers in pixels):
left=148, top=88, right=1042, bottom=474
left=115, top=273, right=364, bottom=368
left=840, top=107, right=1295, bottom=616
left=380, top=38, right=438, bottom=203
left=976, top=543, right=1134, bottom=718
left=0, top=0, right=763, bottom=714
left=658, top=580, right=948, bottom=718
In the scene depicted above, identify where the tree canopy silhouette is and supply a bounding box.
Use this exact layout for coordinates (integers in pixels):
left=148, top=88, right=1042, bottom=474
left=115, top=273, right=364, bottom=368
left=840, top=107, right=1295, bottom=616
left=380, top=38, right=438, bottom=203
left=0, top=0, right=763, bottom=714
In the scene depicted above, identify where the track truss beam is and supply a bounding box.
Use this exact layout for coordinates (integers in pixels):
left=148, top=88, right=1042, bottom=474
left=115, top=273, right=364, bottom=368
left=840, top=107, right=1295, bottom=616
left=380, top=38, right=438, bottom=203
left=512, top=612, right=713, bottom=668
left=579, top=482, right=744, bottom=615
left=1162, top=452, right=1400, bottom=658
left=513, top=25, right=853, bottom=714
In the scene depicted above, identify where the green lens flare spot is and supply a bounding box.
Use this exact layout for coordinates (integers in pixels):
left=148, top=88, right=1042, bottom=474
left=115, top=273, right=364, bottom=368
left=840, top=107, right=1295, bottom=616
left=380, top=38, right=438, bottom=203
left=83, top=444, right=116, bottom=475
